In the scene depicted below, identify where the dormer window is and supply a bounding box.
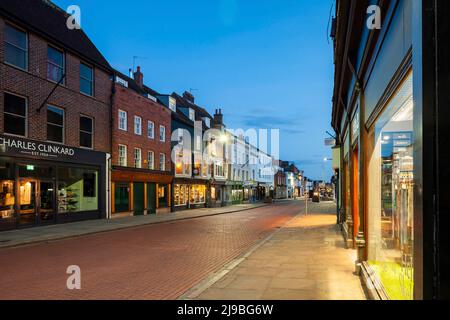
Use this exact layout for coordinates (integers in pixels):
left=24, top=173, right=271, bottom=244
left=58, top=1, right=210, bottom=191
left=147, top=94, right=157, bottom=102
left=116, top=76, right=128, bottom=87
left=203, top=117, right=211, bottom=128
left=169, top=97, right=176, bottom=112
left=189, top=108, right=195, bottom=121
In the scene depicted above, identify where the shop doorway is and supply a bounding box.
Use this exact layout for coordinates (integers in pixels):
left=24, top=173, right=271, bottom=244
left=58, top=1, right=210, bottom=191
left=133, top=183, right=145, bottom=216
left=147, top=183, right=156, bottom=214
left=18, top=179, right=56, bottom=226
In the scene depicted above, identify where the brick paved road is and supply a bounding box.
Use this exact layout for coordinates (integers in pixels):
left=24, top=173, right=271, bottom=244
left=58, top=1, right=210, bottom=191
left=0, top=201, right=306, bottom=300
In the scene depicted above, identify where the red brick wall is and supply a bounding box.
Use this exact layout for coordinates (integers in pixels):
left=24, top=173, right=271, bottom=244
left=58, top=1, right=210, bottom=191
left=0, top=17, right=111, bottom=153
left=112, top=84, right=172, bottom=172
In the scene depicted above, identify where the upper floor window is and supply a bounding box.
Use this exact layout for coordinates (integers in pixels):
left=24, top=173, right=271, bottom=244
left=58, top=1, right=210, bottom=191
left=147, top=151, right=154, bottom=170
left=189, top=108, right=195, bottom=121
left=118, top=145, right=127, bottom=166
left=159, top=153, right=166, bottom=171
left=169, top=97, right=176, bottom=112
left=4, top=24, right=27, bottom=70
left=80, top=63, right=93, bottom=96
left=134, top=116, right=142, bottom=135
left=47, top=46, right=64, bottom=83
left=47, top=105, right=64, bottom=143
left=3, top=93, right=27, bottom=136
left=118, top=110, right=127, bottom=131
left=80, top=115, right=93, bottom=149
left=159, top=125, right=166, bottom=142
left=147, top=121, right=154, bottom=139
left=134, top=148, right=142, bottom=169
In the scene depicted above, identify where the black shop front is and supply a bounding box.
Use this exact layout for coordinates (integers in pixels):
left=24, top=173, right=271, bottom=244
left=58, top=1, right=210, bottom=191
left=0, top=135, right=108, bottom=231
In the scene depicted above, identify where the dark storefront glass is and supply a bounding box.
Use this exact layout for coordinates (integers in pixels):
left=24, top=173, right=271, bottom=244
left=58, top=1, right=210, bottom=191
left=57, top=167, right=98, bottom=213
left=115, top=183, right=129, bottom=213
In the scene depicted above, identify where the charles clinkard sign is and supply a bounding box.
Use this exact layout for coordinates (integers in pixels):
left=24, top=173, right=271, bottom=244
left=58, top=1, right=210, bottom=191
left=0, top=135, right=105, bottom=165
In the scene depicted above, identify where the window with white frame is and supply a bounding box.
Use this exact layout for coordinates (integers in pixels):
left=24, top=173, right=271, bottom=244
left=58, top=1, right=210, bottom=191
left=118, top=145, right=127, bottom=166
left=147, top=151, right=154, bottom=170
left=134, top=148, right=142, bottom=168
left=188, top=108, right=195, bottom=121
left=80, top=63, right=93, bottom=96
left=147, top=121, right=154, bottom=139
left=134, top=116, right=142, bottom=135
left=47, top=46, right=64, bottom=83
left=169, top=97, right=176, bottom=112
left=159, top=125, right=166, bottom=142
left=159, top=153, right=166, bottom=171
left=47, top=105, right=64, bottom=143
left=4, top=24, right=28, bottom=70
left=3, top=92, right=27, bottom=137
left=118, top=110, right=127, bottom=131
left=80, top=115, right=93, bottom=149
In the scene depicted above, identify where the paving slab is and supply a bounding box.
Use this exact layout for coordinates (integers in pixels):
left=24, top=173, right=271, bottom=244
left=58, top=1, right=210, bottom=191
left=191, top=209, right=367, bottom=301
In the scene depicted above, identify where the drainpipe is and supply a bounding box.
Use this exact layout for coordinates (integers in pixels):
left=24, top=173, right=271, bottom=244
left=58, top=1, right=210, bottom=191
left=107, top=77, right=116, bottom=219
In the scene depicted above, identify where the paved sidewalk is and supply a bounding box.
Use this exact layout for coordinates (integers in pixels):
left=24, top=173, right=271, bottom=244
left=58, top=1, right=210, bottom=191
left=186, top=208, right=366, bottom=300
left=0, top=203, right=267, bottom=249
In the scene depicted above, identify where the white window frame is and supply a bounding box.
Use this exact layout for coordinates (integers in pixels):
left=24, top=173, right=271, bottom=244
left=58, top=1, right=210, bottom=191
left=147, top=121, right=154, bottom=139
left=80, top=62, right=94, bottom=96
left=118, top=144, right=127, bottom=167
left=3, top=91, right=28, bottom=137
left=159, top=125, right=166, bottom=142
left=159, top=153, right=166, bottom=171
left=46, top=105, right=65, bottom=144
left=189, top=108, right=195, bottom=121
left=118, top=109, right=127, bottom=131
left=134, top=148, right=142, bottom=169
left=4, top=23, right=28, bottom=71
left=148, top=151, right=154, bottom=170
left=79, top=114, right=94, bottom=149
left=134, top=116, right=142, bottom=135
left=47, top=45, right=65, bottom=84
left=169, top=97, right=176, bottom=112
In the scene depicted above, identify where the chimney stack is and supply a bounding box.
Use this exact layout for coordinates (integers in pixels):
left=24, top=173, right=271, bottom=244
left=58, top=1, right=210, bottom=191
left=183, top=91, right=195, bottom=103
left=213, top=108, right=224, bottom=129
left=133, top=66, right=144, bottom=88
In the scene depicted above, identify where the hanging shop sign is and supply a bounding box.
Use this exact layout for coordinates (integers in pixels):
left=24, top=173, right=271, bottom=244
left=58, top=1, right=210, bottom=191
left=0, top=135, right=105, bottom=165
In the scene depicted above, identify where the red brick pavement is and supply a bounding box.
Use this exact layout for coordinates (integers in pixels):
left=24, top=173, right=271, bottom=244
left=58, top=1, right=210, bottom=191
left=0, top=202, right=303, bottom=300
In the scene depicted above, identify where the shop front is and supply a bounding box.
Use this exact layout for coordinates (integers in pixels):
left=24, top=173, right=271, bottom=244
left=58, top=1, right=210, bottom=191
left=0, top=135, right=108, bottom=231
left=173, top=178, right=207, bottom=211
left=230, top=183, right=243, bottom=205
left=365, top=72, right=414, bottom=300
left=209, top=180, right=226, bottom=208
left=111, top=168, right=172, bottom=217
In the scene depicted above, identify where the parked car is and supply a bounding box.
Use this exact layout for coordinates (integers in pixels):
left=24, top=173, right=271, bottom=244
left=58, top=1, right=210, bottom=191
left=312, top=191, right=320, bottom=203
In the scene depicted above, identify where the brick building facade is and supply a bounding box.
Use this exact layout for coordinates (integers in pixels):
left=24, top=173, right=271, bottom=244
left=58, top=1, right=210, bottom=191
left=111, top=69, right=172, bottom=216
left=0, top=0, right=112, bottom=230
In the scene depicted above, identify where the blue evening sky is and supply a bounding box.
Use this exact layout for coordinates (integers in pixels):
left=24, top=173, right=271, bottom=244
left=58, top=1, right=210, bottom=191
left=54, top=0, right=335, bottom=180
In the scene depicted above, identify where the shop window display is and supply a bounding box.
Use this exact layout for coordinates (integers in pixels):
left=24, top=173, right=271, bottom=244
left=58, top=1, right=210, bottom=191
left=0, top=161, right=15, bottom=220
left=174, top=184, right=188, bottom=206
left=189, top=185, right=206, bottom=204
left=367, top=73, right=414, bottom=300
left=58, top=167, right=98, bottom=213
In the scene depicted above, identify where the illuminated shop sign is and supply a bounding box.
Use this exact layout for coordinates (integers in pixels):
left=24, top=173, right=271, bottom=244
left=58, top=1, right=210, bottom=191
left=0, top=135, right=105, bottom=165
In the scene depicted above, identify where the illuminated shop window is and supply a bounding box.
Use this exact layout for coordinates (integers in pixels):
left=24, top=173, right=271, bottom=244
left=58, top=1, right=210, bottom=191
left=367, top=72, right=414, bottom=300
